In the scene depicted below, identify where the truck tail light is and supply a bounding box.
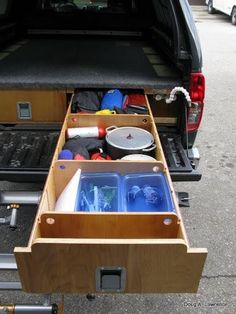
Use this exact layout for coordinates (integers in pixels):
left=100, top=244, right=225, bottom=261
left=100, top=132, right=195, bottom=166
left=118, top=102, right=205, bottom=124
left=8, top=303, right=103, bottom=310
left=187, top=73, right=205, bottom=132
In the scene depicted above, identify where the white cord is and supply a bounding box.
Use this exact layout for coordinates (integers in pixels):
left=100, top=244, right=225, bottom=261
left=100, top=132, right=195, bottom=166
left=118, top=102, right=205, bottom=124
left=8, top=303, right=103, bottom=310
left=165, top=87, right=192, bottom=107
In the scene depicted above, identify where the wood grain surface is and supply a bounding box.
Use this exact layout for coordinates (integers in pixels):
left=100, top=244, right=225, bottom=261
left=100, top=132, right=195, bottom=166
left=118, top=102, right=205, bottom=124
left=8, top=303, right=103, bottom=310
left=0, top=90, right=67, bottom=123
left=15, top=239, right=207, bottom=293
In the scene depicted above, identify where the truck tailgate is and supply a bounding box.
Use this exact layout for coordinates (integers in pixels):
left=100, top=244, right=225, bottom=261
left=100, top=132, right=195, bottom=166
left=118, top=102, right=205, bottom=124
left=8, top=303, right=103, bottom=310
left=0, top=125, right=60, bottom=182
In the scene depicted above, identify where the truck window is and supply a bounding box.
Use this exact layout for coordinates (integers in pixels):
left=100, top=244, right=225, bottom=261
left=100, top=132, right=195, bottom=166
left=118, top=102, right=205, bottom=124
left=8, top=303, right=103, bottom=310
left=74, top=0, right=108, bottom=10
left=0, top=0, right=9, bottom=16
left=40, top=0, right=131, bottom=13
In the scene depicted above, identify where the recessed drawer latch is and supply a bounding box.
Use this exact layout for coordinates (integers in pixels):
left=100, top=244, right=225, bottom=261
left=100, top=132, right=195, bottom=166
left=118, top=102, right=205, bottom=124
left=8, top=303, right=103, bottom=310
left=17, top=102, right=32, bottom=120
left=96, top=267, right=126, bottom=293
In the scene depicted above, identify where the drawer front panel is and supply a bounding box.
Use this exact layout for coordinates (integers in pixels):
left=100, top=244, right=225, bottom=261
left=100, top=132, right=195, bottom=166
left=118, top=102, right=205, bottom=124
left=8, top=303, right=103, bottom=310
left=15, top=240, right=207, bottom=293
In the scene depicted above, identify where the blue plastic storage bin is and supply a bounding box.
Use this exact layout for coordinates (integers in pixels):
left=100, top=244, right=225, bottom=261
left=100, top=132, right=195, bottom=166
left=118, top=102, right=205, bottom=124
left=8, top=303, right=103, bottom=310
left=75, top=172, right=122, bottom=212
left=122, top=173, right=175, bottom=212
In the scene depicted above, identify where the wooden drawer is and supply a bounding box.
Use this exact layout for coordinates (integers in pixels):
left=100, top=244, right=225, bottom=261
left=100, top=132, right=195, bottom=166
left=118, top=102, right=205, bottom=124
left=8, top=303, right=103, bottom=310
left=54, top=113, right=164, bottom=163
left=0, top=90, right=67, bottom=123
left=14, top=101, right=207, bottom=294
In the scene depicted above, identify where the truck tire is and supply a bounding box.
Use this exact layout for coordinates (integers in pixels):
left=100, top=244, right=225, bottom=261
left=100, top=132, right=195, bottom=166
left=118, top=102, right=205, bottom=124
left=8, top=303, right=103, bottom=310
left=208, top=0, right=215, bottom=14
left=232, top=7, right=236, bottom=25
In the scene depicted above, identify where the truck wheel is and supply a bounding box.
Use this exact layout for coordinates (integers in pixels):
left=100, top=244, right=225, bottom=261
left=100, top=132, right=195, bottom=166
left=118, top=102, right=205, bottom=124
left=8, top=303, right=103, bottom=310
left=208, top=0, right=215, bottom=14
left=232, top=8, right=236, bottom=25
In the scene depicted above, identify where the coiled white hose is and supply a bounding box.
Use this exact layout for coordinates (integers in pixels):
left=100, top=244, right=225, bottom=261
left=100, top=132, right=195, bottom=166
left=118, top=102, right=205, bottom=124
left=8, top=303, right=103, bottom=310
left=165, top=87, right=192, bottom=107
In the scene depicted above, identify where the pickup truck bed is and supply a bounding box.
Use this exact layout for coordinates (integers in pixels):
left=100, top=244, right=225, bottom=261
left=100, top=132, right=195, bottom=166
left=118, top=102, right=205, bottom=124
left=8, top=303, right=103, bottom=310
left=0, top=38, right=181, bottom=89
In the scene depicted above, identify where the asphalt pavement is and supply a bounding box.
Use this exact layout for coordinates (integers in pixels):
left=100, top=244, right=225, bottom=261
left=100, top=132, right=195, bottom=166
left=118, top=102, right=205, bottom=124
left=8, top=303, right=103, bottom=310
left=0, top=6, right=236, bottom=314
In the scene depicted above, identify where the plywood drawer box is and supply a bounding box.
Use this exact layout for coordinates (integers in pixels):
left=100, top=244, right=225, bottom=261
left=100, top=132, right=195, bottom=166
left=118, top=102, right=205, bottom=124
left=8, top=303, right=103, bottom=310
left=14, top=110, right=207, bottom=294
left=52, top=113, right=164, bottom=164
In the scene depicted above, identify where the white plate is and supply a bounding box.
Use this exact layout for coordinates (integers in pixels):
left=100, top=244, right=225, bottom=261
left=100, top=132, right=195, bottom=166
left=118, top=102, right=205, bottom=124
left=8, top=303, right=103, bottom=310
left=121, top=154, right=157, bottom=161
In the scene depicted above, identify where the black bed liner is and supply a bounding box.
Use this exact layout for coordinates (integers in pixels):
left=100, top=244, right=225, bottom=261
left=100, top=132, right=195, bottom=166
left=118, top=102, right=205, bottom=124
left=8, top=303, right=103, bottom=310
left=0, top=124, right=60, bottom=182
left=0, top=38, right=182, bottom=89
left=0, top=124, right=201, bottom=183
